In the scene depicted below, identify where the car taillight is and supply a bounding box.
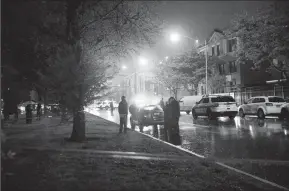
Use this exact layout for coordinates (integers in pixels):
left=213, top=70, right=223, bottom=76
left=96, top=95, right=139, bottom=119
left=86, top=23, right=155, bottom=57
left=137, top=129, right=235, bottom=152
left=266, top=103, right=273, bottom=106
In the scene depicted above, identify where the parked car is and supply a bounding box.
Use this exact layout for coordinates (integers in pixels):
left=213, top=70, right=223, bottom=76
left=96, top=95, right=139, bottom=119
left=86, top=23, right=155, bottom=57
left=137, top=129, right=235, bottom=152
left=238, top=96, right=286, bottom=119
left=99, top=101, right=110, bottom=110
left=280, top=103, right=289, bottom=120
left=191, top=95, right=238, bottom=120
left=130, top=104, right=164, bottom=131
left=179, top=96, right=202, bottom=114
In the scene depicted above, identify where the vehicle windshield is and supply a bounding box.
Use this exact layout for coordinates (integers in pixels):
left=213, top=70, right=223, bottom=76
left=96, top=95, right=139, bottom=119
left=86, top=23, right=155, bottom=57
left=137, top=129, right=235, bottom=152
left=268, top=97, right=285, bottom=102
left=144, top=105, right=162, bottom=110
left=211, top=96, right=235, bottom=103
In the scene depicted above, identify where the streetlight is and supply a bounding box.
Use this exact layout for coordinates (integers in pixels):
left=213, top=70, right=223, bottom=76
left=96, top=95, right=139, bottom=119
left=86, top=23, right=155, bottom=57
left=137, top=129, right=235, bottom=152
left=139, top=56, right=148, bottom=66
left=168, top=32, right=208, bottom=94
left=170, top=32, right=181, bottom=44
left=121, top=65, right=127, bottom=70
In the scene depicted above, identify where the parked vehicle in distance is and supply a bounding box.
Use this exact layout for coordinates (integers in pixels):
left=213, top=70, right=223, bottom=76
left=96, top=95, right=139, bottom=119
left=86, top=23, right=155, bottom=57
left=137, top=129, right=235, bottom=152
left=280, top=103, right=289, bottom=120
left=99, top=100, right=110, bottom=110
left=238, top=96, right=286, bottom=119
left=179, top=96, right=202, bottom=114
left=192, top=95, right=238, bottom=120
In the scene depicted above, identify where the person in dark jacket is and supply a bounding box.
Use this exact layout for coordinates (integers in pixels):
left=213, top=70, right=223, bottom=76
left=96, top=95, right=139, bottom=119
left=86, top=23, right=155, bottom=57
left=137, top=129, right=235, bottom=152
left=163, top=101, right=170, bottom=142
left=36, top=103, right=41, bottom=120
left=167, top=97, right=181, bottom=145
left=110, top=101, right=114, bottom=116
left=118, top=96, right=128, bottom=133
left=25, top=104, right=32, bottom=124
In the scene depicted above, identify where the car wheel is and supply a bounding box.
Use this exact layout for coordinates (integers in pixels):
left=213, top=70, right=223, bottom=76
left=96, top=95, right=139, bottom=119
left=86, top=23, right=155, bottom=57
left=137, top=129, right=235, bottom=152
left=192, top=109, right=198, bottom=120
left=130, top=117, right=135, bottom=130
left=280, top=108, right=289, bottom=120
left=229, top=116, right=235, bottom=120
left=186, top=111, right=190, bottom=115
left=207, top=109, right=215, bottom=120
left=239, top=109, right=245, bottom=118
left=257, top=109, right=265, bottom=119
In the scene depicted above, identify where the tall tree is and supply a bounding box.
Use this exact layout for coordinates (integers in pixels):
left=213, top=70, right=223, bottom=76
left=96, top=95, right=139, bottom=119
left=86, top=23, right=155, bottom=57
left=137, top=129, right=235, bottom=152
left=155, top=50, right=226, bottom=97
left=228, top=2, right=289, bottom=79
left=53, top=0, right=162, bottom=141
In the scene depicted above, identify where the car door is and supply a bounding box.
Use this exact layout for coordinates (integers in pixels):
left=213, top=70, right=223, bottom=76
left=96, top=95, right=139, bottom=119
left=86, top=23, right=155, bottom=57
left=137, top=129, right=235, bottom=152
left=244, top=98, right=253, bottom=114
left=251, top=98, right=261, bottom=114
left=196, top=98, right=209, bottom=115
left=194, top=98, right=204, bottom=114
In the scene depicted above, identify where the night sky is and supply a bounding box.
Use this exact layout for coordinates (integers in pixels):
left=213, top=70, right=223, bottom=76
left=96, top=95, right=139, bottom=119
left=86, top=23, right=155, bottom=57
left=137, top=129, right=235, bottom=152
left=114, top=1, right=272, bottom=85
left=152, top=1, right=272, bottom=59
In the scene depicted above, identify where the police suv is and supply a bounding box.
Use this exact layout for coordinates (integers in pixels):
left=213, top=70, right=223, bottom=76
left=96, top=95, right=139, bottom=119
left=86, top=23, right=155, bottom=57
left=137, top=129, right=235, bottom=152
left=192, top=95, right=238, bottom=120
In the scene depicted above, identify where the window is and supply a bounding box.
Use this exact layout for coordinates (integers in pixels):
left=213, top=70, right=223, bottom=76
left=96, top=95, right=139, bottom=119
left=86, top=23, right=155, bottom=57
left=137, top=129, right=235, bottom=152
left=211, top=46, right=215, bottom=56
left=268, top=97, right=285, bottom=102
left=229, top=61, right=237, bottom=73
left=203, top=98, right=209, bottom=103
left=228, top=38, right=237, bottom=52
left=252, top=98, right=260, bottom=103
left=216, top=45, right=220, bottom=56
left=247, top=99, right=253, bottom=104
left=219, top=63, right=225, bottom=75
left=259, top=98, right=266, bottom=103
left=201, top=86, right=204, bottom=95
left=211, top=96, right=235, bottom=103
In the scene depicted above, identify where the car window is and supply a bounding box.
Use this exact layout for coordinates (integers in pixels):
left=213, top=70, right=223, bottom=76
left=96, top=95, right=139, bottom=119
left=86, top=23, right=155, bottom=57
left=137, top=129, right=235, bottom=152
left=203, top=98, right=209, bottom=103
left=252, top=98, right=260, bottom=103
left=198, top=99, right=204, bottom=103
left=211, top=96, right=235, bottom=102
left=247, top=99, right=253, bottom=104
left=259, top=98, right=265, bottom=103
left=268, top=97, right=285, bottom=102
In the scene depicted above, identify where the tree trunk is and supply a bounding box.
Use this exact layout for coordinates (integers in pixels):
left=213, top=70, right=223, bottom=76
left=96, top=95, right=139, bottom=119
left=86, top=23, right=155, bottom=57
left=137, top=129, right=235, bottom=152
left=173, top=89, right=178, bottom=100
left=70, top=84, right=85, bottom=142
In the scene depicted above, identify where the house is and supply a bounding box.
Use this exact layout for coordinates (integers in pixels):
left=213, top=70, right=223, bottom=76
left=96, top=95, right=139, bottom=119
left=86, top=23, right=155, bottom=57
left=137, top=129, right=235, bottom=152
left=197, top=29, right=287, bottom=104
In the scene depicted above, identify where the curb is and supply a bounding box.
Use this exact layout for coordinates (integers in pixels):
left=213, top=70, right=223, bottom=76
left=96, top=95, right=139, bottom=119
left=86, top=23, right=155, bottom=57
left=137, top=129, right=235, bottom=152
left=89, top=113, right=289, bottom=191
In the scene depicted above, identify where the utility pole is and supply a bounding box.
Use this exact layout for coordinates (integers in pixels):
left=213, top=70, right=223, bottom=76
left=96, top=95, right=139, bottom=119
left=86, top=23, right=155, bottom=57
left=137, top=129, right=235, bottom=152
left=205, top=39, right=208, bottom=95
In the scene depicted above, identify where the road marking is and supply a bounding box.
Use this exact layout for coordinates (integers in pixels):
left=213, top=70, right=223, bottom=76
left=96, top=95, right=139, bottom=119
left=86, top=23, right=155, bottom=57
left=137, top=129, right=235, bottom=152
left=93, top=113, right=289, bottom=191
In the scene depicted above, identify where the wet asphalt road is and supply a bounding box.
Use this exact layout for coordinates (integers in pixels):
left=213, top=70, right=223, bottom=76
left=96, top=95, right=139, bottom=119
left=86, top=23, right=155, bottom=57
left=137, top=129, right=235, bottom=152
left=87, top=107, right=289, bottom=189
left=87, top=108, right=289, bottom=161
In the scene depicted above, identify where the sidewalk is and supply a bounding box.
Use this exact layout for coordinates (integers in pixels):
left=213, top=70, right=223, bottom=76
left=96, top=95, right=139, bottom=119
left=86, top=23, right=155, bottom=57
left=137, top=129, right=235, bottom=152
left=2, top=113, right=278, bottom=191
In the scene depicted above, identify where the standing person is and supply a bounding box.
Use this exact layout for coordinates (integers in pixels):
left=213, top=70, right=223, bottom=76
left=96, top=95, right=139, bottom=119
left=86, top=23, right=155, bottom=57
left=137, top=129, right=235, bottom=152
left=159, top=98, right=165, bottom=110
left=163, top=100, right=170, bottom=142
left=110, top=101, right=114, bottom=116
left=167, top=97, right=181, bottom=145
left=118, top=96, right=128, bottom=134
left=36, top=103, right=41, bottom=120
left=25, top=104, right=32, bottom=124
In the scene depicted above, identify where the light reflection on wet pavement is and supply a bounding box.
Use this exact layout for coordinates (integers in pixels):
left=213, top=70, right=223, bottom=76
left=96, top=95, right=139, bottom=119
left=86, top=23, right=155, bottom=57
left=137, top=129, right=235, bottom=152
left=87, top=108, right=289, bottom=161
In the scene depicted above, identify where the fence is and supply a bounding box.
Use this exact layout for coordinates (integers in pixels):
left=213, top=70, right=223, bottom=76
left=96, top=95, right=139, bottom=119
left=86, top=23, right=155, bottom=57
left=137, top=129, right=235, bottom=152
left=231, top=85, right=289, bottom=105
